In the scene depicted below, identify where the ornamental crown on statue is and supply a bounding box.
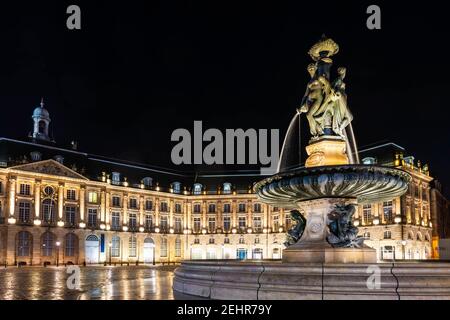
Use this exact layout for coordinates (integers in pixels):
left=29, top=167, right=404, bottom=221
left=298, top=35, right=354, bottom=168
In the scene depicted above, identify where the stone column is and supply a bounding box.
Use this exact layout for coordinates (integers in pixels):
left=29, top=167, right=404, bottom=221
left=202, top=201, right=207, bottom=229
left=247, top=200, right=252, bottom=229
left=139, top=196, right=144, bottom=226
left=100, top=190, right=106, bottom=222
left=105, top=191, right=110, bottom=224
left=186, top=202, right=191, bottom=229
left=217, top=201, right=222, bottom=231
left=155, top=198, right=160, bottom=227
left=34, top=180, right=41, bottom=218
left=232, top=200, right=237, bottom=228
left=58, top=183, right=64, bottom=220
left=79, top=186, right=85, bottom=222
left=8, top=177, right=16, bottom=217
left=169, top=199, right=174, bottom=228
left=123, top=194, right=128, bottom=225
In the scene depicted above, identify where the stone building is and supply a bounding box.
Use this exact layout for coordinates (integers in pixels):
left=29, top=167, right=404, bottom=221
left=0, top=101, right=444, bottom=265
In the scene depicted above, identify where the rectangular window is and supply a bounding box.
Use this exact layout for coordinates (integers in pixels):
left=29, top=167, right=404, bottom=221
left=19, top=184, right=31, bottom=196
left=363, top=204, right=372, bottom=224
left=112, top=237, right=120, bottom=257
left=112, top=196, right=120, bottom=207
left=208, top=204, right=216, bottom=213
left=193, top=217, right=201, bottom=233
left=129, top=198, right=137, bottom=209
left=66, top=189, right=76, bottom=201
left=223, top=216, right=231, bottom=232
left=174, top=217, right=182, bottom=233
left=208, top=217, right=216, bottom=233
left=18, top=202, right=31, bottom=223
left=129, top=236, right=137, bottom=257
left=65, top=206, right=76, bottom=226
left=285, top=216, right=292, bottom=229
left=223, top=203, right=231, bottom=213
left=238, top=217, right=246, bottom=230
left=88, top=209, right=97, bottom=227
left=145, top=200, right=153, bottom=211
left=145, top=215, right=153, bottom=229
left=88, top=192, right=98, bottom=203
left=383, top=201, right=393, bottom=224
left=193, top=204, right=201, bottom=213
left=160, top=202, right=168, bottom=212
left=175, top=203, right=182, bottom=213
left=253, top=203, right=261, bottom=213
left=175, top=239, right=181, bottom=257
left=129, top=213, right=137, bottom=229
left=273, top=215, right=279, bottom=230
left=111, top=212, right=120, bottom=230
left=253, top=216, right=262, bottom=232
left=160, top=215, right=168, bottom=231
left=238, top=203, right=246, bottom=213
left=0, top=181, right=2, bottom=194
left=160, top=238, right=168, bottom=257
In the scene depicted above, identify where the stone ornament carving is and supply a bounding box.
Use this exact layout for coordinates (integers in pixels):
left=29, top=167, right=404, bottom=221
left=326, top=203, right=364, bottom=248
left=284, top=210, right=306, bottom=247
left=10, top=159, right=87, bottom=180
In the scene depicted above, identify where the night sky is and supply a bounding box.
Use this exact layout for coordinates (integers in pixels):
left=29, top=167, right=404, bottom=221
left=0, top=1, right=449, bottom=195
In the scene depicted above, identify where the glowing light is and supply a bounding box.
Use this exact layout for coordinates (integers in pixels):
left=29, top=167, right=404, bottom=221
left=169, top=228, right=174, bottom=234
left=99, top=223, right=106, bottom=230
left=34, top=219, right=42, bottom=226
left=7, top=216, right=16, bottom=224
left=139, top=226, right=145, bottom=232
left=201, top=229, right=207, bottom=235
left=231, top=228, right=237, bottom=234
left=79, top=222, right=86, bottom=228
left=373, top=218, right=380, bottom=225
left=155, top=227, right=160, bottom=233
left=394, top=216, right=402, bottom=223
left=122, top=226, right=129, bottom=232
left=247, top=228, right=252, bottom=234
left=353, top=219, right=360, bottom=227
left=106, top=224, right=111, bottom=231
left=57, top=220, right=65, bottom=227
left=56, top=241, right=61, bottom=247
left=278, top=227, right=284, bottom=233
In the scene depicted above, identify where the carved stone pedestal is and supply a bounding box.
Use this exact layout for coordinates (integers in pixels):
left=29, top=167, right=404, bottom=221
left=305, top=135, right=349, bottom=168
left=282, top=198, right=376, bottom=264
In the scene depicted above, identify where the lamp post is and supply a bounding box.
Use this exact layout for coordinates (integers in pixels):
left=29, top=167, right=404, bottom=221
left=55, top=241, right=61, bottom=267
left=401, top=240, right=407, bottom=260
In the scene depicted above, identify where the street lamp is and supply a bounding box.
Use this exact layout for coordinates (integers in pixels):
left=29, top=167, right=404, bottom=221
left=401, top=240, right=407, bottom=260
left=55, top=241, right=61, bottom=267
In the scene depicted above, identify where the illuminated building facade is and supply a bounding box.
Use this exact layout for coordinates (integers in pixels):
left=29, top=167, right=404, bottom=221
left=0, top=102, right=441, bottom=265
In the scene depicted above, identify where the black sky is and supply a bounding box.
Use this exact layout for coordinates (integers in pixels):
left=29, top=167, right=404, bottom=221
left=0, top=1, right=449, bottom=195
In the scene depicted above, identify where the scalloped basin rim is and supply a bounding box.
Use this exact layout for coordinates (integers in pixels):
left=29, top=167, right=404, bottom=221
left=254, top=164, right=412, bottom=204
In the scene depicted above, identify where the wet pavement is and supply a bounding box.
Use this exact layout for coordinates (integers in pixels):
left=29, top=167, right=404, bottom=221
left=0, top=265, right=177, bottom=300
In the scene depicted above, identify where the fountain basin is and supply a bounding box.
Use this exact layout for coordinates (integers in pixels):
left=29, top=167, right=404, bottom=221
left=254, top=164, right=411, bottom=206
left=173, top=260, right=450, bottom=300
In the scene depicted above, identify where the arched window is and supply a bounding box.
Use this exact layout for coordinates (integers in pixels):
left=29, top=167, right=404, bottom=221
left=417, top=233, right=423, bottom=241
left=111, top=236, right=120, bottom=257
left=41, top=232, right=54, bottom=256
left=142, top=177, right=153, bottom=187
left=129, top=236, right=137, bottom=257
left=175, top=238, right=181, bottom=257
left=425, top=233, right=430, bottom=242
left=42, top=199, right=55, bottom=223
left=38, top=120, right=46, bottom=133
left=362, top=157, right=376, bottom=165
left=160, top=237, right=168, bottom=257
left=65, top=233, right=77, bottom=257
left=408, top=232, right=414, bottom=240
left=17, top=231, right=32, bottom=256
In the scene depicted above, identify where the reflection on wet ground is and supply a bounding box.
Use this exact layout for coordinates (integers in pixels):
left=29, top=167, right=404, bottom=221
left=0, top=265, right=177, bottom=300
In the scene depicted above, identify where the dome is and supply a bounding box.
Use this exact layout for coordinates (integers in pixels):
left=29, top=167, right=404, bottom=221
left=33, top=106, right=50, bottom=119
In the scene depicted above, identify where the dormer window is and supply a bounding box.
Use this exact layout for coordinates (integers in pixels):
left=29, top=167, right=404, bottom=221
left=193, top=183, right=203, bottom=195
left=54, top=155, right=64, bottom=164
left=362, top=157, right=376, bottom=165
left=172, top=182, right=181, bottom=194
left=30, top=151, right=42, bottom=162
left=142, top=177, right=153, bottom=187
left=111, top=172, right=121, bottom=185
left=223, top=183, right=232, bottom=194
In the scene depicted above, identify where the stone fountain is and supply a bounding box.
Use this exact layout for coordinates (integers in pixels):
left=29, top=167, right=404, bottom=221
left=173, top=36, right=450, bottom=300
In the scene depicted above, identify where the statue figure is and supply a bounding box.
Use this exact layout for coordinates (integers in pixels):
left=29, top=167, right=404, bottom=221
left=326, top=203, right=364, bottom=248
left=284, top=210, right=307, bottom=247
left=297, top=37, right=353, bottom=138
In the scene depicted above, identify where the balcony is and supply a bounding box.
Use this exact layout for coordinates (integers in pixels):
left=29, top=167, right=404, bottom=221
left=17, top=219, right=34, bottom=226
